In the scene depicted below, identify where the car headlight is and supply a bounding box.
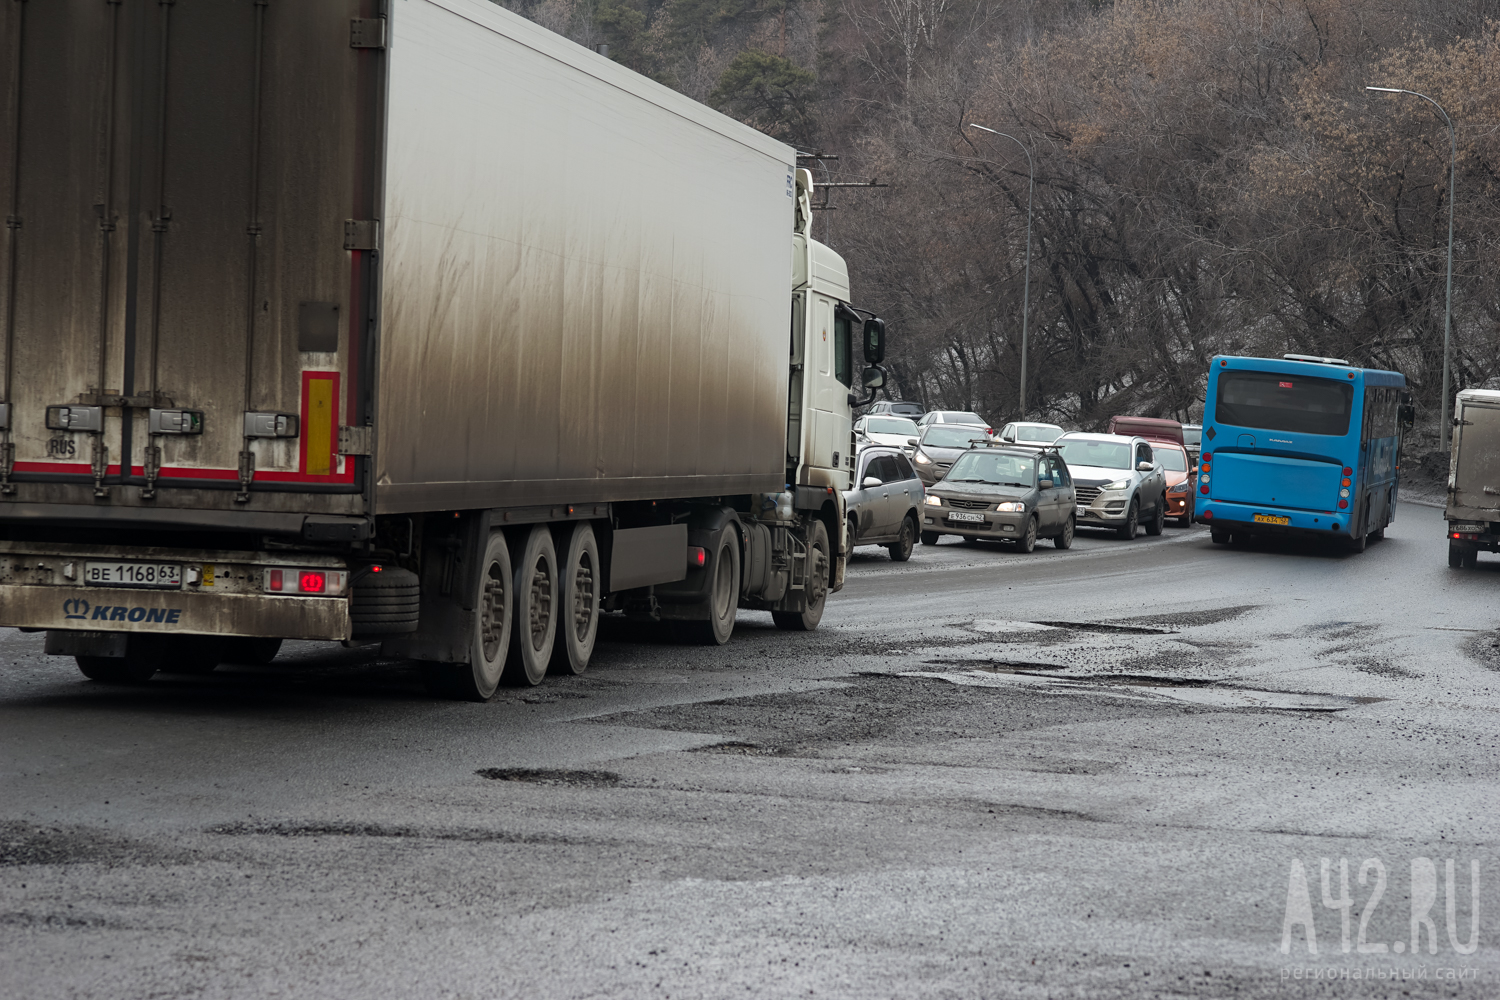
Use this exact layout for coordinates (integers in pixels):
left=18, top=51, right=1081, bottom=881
left=924, top=494, right=942, bottom=506
left=995, top=501, right=1025, bottom=512
left=1167, top=480, right=1187, bottom=494
left=914, top=451, right=932, bottom=465
left=1104, top=480, right=1131, bottom=491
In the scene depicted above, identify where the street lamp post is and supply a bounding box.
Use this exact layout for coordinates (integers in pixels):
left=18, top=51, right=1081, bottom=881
left=966, top=123, right=1034, bottom=420
left=1366, top=85, right=1457, bottom=450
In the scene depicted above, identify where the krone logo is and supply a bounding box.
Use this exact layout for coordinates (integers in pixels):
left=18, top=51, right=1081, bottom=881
left=63, top=597, right=90, bottom=620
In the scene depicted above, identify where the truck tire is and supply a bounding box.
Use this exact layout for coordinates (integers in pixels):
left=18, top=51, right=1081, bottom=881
left=505, top=524, right=558, bottom=686
left=773, top=520, right=829, bottom=632
left=1116, top=500, right=1139, bottom=540
left=887, top=515, right=915, bottom=562
left=220, top=637, right=282, bottom=665
left=76, top=656, right=158, bottom=684
left=550, top=522, right=600, bottom=673
left=350, top=567, right=421, bottom=637
left=155, top=635, right=223, bottom=675
left=424, top=531, right=513, bottom=701
left=679, top=524, right=740, bottom=645
left=75, top=633, right=165, bottom=683
left=1462, top=547, right=1478, bottom=569
left=1449, top=541, right=1464, bottom=568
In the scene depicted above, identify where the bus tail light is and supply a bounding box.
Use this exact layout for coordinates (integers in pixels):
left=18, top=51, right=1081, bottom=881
left=1337, top=500, right=1348, bottom=509
left=1199, top=485, right=1209, bottom=494
left=263, top=568, right=349, bottom=596
left=1342, top=467, right=1352, bottom=476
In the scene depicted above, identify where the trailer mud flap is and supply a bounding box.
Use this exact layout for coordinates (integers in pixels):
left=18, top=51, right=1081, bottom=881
left=0, top=586, right=349, bottom=640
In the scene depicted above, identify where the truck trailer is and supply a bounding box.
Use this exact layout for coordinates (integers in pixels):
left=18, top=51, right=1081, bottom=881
left=0, top=0, right=887, bottom=699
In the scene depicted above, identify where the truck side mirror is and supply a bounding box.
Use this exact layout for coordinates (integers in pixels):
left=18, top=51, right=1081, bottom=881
left=863, top=317, right=886, bottom=364
left=861, top=366, right=885, bottom=389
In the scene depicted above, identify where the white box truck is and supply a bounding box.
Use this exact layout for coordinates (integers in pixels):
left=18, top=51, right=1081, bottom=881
left=0, top=0, right=887, bottom=698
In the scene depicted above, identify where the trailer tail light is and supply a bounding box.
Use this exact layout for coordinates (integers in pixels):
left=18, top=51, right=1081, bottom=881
left=262, top=568, right=348, bottom=595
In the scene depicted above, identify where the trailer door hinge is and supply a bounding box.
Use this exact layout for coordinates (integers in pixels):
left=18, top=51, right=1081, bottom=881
left=350, top=18, right=386, bottom=49
left=338, top=425, right=372, bottom=456
left=343, top=219, right=381, bottom=251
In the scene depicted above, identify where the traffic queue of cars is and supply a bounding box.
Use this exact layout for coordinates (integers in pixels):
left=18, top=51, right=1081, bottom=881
left=847, top=403, right=1200, bottom=557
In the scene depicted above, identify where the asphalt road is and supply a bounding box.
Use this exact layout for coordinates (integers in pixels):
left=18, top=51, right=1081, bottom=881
left=2, top=502, right=1497, bottom=999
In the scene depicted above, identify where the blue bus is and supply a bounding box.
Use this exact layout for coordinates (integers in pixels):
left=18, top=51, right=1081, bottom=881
left=1194, top=354, right=1412, bottom=552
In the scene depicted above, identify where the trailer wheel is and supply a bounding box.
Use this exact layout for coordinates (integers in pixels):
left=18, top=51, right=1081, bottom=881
left=679, top=525, right=741, bottom=645
left=423, top=530, right=513, bottom=701
left=220, top=637, right=283, bottom=665
left=75, top=636, right=160, bottom=685
left=155, top=635, right=223, bottom=675
left=505, top=524, right=558, bottom=686
left=773, top=520, right=829, bottom=632
left=551, top=523, right=600, bottom=674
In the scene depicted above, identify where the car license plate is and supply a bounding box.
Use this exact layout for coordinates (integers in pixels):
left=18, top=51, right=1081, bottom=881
left=84, top=561, right=183, bottom=589
left=1451, top=523, right=1485, bottom=533
left=1253, top=514, right=1290, bottom=526
left=947, top=511, right=986, bottom=523
left=1076, top=505, right=1088, bottom=517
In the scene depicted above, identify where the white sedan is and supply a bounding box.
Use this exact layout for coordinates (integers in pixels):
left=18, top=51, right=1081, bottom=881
left=855, top=415, right=921, bottom=453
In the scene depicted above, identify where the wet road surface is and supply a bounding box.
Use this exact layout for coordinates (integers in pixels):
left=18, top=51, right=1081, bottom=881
left=2, top=502, right=1497, bottom=998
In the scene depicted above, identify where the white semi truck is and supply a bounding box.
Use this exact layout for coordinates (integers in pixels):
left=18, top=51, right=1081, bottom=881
left=0, top=0, right=886, bottom=698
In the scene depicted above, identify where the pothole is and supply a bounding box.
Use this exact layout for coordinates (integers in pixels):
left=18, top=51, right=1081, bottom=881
left=475, top=768, right=621, bottom=787
left=1030, top=620, right=1178, bottom=636
left=691, top=741, right=792, bottom=756
left=208, top=821, right=583, bottom=844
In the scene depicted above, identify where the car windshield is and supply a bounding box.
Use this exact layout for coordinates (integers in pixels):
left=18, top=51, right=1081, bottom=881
left=922, top=426, right=989, bottom=448
left=1016, top=424, right=1063, bottom=443
left=946, top=452, right=1035, bottom=486
left=866, top=417, right=919, bottom=435
left=1157, top=448, right=1187, bottom=472
left=1056, top=439, right=1132, bottom=470
left=1215, top=372, right=1353, bottom=436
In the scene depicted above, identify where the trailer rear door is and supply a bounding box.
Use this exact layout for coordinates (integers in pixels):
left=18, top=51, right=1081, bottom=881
left=0, top=0, right=377, bottom=515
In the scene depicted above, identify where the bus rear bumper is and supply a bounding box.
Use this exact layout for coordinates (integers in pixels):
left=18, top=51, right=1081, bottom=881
left=1194, top=501, right=1350, bottom=538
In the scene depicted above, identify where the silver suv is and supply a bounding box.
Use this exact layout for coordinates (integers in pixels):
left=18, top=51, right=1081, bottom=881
left=1053, top=433, right=1168, bottom=539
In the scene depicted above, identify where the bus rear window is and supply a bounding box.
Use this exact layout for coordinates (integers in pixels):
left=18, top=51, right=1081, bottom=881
left=1215, top=372, right=1353, bottom=436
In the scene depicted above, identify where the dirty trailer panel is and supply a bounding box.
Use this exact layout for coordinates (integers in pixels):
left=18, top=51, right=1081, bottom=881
left=0, top=0, right=373, bottom=516
left=374, top=0, right=794, bottom=513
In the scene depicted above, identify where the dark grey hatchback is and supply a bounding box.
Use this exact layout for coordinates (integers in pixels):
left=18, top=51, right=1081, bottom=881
left=920, top=444, right=1077, bottom=552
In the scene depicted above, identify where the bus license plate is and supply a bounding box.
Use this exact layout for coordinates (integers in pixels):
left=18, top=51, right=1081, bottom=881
left=947, top=512, right=986, bottom=523
left=84, top=561, right=183, bottom=589
left=1253, top=514, right=1290, bottom=526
